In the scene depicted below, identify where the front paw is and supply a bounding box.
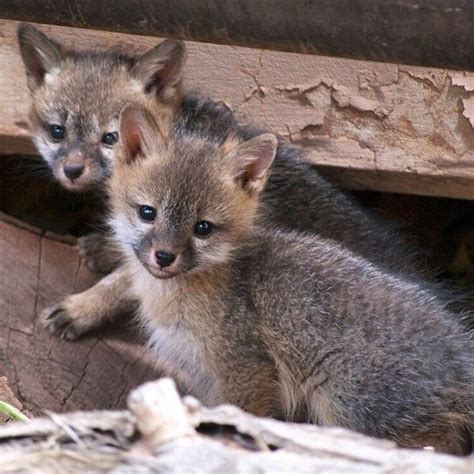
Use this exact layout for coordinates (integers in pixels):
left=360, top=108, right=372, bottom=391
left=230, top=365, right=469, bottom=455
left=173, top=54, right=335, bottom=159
left=41, top=302, right=87, bottom=340
left=77, top=233, right=117, bottom=274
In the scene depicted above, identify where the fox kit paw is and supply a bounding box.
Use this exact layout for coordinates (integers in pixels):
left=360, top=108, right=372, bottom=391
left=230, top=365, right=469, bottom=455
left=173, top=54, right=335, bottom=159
left=77, top=233, right=117, bottom=274
left=41, top=301, right=88, bottom=340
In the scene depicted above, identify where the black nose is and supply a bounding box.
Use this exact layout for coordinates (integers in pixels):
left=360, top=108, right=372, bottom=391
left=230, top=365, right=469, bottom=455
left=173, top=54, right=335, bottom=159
left=155, top=250, right=176, bottom=268
left=64, top=164, right=84, bottom=181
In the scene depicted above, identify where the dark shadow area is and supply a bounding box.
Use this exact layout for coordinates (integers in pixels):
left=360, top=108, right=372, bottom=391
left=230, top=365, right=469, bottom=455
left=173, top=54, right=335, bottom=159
left=0, top=154, right=104, bottom=235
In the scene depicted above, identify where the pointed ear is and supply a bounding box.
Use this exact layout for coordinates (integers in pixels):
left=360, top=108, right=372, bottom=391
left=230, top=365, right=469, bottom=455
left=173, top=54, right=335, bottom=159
left=17, top=23, right=63, bottom=92
left=119, top=104, right=164, bottom=165
left=225, top=134, right=278, bottom=193
left=131, top=39, right=186, bottom=101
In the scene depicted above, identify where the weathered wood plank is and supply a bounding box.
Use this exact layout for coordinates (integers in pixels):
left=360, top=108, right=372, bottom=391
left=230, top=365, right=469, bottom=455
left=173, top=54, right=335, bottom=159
left=1, top=0, right=474, bottom=71
left=2, top=19, right=474, bottom=199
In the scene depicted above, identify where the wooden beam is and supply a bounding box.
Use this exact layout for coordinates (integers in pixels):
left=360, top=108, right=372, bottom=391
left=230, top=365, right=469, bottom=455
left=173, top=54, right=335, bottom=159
left=1, top=19, right=474, bottom=200
left=1, top=0, right=474, bottom=71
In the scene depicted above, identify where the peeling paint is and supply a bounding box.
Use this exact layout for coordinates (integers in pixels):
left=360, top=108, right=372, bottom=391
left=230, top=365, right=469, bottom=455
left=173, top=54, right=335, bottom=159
left=274, top=81, right=329, bottom=94
left=448, top=72, right=474, bottom=130
left=237, top=87, right=329, bottom=136
left=450, top=71, right=474, bottom=91
left=461, top=97, right=474, bottom=128
left=189, top=48, right=474, bottom=184
left=332, top=85, right=391, bottom=118
left=399, top=66, right=447, bottom=91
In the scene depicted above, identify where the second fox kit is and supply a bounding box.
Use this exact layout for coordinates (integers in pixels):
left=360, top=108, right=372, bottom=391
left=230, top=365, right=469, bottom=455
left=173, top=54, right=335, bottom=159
left=103, top=104, right=474, bottom=454
left=17, top=24, right=184, bottom=271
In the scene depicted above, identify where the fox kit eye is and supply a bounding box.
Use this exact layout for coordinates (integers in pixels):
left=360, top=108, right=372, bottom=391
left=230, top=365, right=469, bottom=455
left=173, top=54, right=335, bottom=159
left=138, top=205, right=156, bottom=222
left=49, top=124, right=66, bottom=140
left=194, top=221, right=214, bottom=238
left=101, top=131, right=119, bottom=146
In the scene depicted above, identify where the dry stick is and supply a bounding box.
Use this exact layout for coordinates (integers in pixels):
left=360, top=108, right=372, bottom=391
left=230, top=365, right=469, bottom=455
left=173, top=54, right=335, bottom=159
left=127, top=378, right=195, bottom=449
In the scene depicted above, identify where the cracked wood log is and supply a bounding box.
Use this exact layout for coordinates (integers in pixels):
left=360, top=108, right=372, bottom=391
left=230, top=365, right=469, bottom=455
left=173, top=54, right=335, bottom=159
left=0, top=378, right=472, bottom=473
left=0, top=212, right=162, bottom=415
left=2, top=19, right=474, bottom=199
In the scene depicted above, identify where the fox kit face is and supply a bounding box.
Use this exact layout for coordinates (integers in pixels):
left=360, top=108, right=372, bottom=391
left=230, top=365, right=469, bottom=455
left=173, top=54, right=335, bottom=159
left=17, top=24, right=185, bottom=192
left=110, top=106, right=278, bottom=279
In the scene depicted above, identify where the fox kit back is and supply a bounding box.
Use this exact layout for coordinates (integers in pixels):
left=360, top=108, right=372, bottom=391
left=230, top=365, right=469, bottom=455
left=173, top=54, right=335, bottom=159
left=108, top=104, right=474, bottom=455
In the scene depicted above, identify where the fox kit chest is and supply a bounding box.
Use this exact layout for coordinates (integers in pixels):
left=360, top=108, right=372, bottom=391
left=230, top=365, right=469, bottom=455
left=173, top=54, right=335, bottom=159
left=128, top=261, right=223, bottom=402
left=133, top=268, right=215, bottom=328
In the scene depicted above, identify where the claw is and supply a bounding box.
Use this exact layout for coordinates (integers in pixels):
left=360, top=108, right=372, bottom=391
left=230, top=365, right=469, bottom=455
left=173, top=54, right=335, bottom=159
left=61, top=323, right=82, bottom=340
left=41, top=303, right=61, bottom=321
left=39, top=304, right=83, bottom=340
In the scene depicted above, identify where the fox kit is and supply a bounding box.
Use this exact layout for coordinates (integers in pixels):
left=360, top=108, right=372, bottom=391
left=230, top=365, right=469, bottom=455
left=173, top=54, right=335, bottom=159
left=101, top=104, right=474, bottom=454
left=17, top=24, right=183, bottom=192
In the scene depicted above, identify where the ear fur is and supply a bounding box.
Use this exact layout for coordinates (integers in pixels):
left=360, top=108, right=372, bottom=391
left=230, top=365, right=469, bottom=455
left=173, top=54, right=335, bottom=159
left=131, top=39, right=186, bottom=101
left=225, top=133, right=278, bottom=193
left=119, top=104, right=166, bottom=165
left=17, top=23, right=63, bottom=92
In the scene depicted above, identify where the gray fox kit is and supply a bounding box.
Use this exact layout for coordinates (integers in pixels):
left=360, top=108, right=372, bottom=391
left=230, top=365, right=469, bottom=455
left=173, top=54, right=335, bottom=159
left=102, top=104, right=473, bottom=454
left=17, top=23, right=184, bottom=272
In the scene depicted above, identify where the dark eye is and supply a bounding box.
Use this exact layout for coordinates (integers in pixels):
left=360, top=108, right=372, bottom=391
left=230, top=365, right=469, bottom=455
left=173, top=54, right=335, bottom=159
left=194, top=220, right=214, bottom=238
left=49, top=124, right=66, bottom=140
left=138, top=205, right=156, bottom=222
left=101, top=131, right=119, bottom=146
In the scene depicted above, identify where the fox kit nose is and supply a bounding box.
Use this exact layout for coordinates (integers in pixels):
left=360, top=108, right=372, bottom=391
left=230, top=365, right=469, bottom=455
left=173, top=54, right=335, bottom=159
left=155, top=250, right=176, bottom=268
left=64, top=164, right=85, bottom=181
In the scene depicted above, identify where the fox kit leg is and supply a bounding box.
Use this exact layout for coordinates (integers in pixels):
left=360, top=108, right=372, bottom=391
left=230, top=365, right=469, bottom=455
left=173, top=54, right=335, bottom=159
left=77, top=231, right=124, bottom=274
left=41, top=265, right=136, bottom=340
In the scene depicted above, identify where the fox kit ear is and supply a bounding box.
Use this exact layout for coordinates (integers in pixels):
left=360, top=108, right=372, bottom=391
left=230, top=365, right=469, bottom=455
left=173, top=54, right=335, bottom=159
left=119, top=105, right=165, bottom=164
left=132, top=39, right=186, bottom=101
left=17, top=23, right=63, bottom=92
left=226, top=134, right=278, bottom=193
